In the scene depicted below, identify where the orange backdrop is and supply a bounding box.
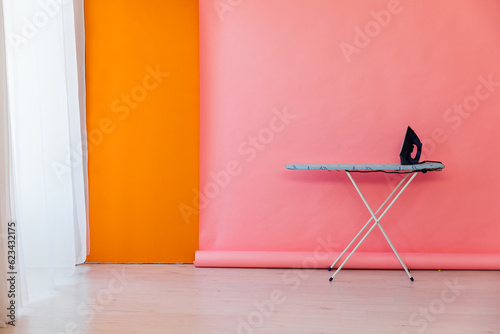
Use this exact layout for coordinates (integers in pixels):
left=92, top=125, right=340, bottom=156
left=85, top=0, right=199, bottom=262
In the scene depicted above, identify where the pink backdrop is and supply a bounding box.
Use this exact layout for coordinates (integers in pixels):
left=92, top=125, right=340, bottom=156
left=196, top=0, right=500, bottom=269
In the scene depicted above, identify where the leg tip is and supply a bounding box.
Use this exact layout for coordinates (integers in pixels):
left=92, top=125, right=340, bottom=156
left=327, top=267, right=332, bottom=271
left=410, top=277, right=414, bottom=282
left=329, top=277, right=333, bottom=282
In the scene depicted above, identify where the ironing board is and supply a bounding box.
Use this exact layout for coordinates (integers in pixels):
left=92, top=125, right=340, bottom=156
left=285, top=162, right=445, bottom=282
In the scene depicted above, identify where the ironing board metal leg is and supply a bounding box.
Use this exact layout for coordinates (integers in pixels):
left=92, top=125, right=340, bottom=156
left=329, top=172, right=418, bottom=282
left=376, top=223, right=414, bottom=281
left=328, top=174, right=410, bottom=271
left=329, top=217, right=379, bottom=281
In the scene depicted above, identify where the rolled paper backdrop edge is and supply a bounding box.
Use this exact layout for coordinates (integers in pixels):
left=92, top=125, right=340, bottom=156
left=194, top=251, right=500, bottom=270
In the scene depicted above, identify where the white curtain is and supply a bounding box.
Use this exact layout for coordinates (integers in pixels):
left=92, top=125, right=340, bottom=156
left=0, top=0, right=87, bottom=325
left=1, top=0, right=17, bottom=325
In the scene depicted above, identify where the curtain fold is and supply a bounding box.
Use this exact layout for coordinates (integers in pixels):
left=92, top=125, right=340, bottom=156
left=73, top=0, right=89, bottom=256
left=1, top=0, right=87, bottom=321
left=1, top=0, right=16, bottom=325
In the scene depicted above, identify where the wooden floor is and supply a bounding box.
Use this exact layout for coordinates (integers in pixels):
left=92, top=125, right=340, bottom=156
left=4, top=264, right=500, bottom=334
